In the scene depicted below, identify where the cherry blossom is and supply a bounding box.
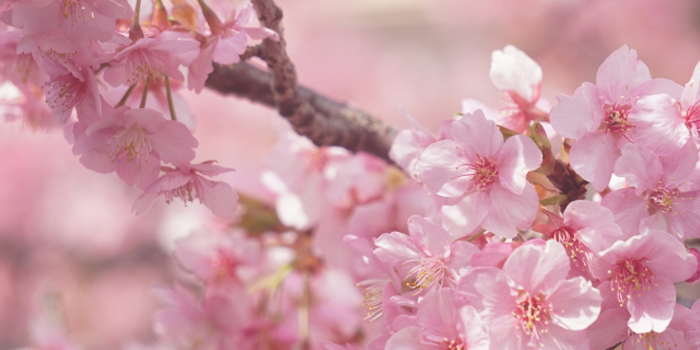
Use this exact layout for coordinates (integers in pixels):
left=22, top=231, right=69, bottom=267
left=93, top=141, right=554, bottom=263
left=415, top=109, right=542, bottom=238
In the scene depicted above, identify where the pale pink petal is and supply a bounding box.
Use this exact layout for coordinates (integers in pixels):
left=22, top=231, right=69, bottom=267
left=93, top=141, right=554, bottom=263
left=503, top=240, right=570, bottom=293
left=660, top=140, right=699, bottom=188
left=373, top=232, right=421, bottom=267
left=415, top=140, right=470, bottom=197
left=614, top=143, right=662, bottom=193
left=627, top=277, right=676, bottom=333
left=627, top=94, right=689, bottom=156
left=385, top=327, right=437, bottom=350
left=461, top=99, right=504, bottom=125
left=241, top=27, right=278, bottom=41
left=187, top=39, right=216, bottom=93
left=146, top=120, right=198, bottom=165
left=681, top=62, right=700, bottom=108
left=600, top=188, right=648, bottom=237
left=132, top=192, right=160, bottom=215
left=570, top=131, right=620, bottom=191
left=407, top=216, right=450, bottom=259
left=199, top=179, right=239, bottom=218
left=549, top=82, right=603, bottom=139
left=547, top=277, right=601, bottom=331
left=457, top=306, right=490, bottom=350
left=417, top=289, right=461, bottom=343
left=496, top=134, right=542, bottom=194
left=489, top=45, right=542, bottom=101
left=458, top=267, right=514, bottom=320
left=642, top=230, right=697, bottom=282
left=115, top=153, right=160, bottom=188
left=671, top=192, right=700, bottom=239
left=635, top=78, right=684, bottom=100
left=595, top=45, right=651, bottom=103
left=446, top=241, right=479, bottom=272
left=449, top=110, right=503, bottom=159
left=585, top=307, right=629, bottom=350
left=539, top=325, right=590, bottom=350
left=441, top=191, right=490, bottom=235
left=480, top=183, right=538, bottom=239
left=564, top=200, right=623, bottom=253
left=212, top=32, right=246, bottom=65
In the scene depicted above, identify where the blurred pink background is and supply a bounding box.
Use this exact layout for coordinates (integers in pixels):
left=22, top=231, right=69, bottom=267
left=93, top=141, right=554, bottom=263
left=3, top=0, right=700, bottom=348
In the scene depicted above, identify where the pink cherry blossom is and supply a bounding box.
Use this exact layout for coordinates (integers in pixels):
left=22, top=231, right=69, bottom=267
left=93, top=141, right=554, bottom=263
left=72, top=106, right=198, bottom=188
left=373, top=215, right=479, bottom=292
left=43, top=67, right=100, bottom=124
left=10, top=0, right=133, bottom=55
left=415, top=110, right=542, bottom=238
left=602, top=141, right=700, bottom=239
left=591, top=229, right=697, bottom=333
left=133, top=161, right=239, bottom=218
left=187, top=2, right=278, bottom=93
left=532, top=200, right=623, bottom=278
left=459, top=240, right=601, bottom=350
left=384, top=289, right=489, bottom=350
left=103, top=31, right=200, bottom=86
left=174, top=229, right=261, bottom=285
left=550, top=45, right=684, bottom=191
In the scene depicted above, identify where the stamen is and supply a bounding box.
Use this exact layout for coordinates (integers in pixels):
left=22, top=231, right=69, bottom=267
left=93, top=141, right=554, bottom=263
left=454, top=155, right=498, bottom=192
left=550, top=226, right=588, bottom=268
left=513, top=291, right=552, bottom=346
left=355, top=279, right=386, bottom=322
left=603, top=103, right=634, bottom=138
left=404, top=257, right=445, bottom=291
left=608, top=258, right=655, bottom=306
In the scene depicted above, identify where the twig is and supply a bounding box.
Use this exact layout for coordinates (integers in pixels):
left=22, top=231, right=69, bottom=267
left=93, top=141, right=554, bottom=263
left=205, top=62, right=397, bottom=164
left=203, top=0, right=398, bottom=164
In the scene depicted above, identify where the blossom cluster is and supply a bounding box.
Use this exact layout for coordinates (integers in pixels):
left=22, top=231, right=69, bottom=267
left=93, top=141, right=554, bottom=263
left=0, top=0, right=279, bottom=218
left=4, top=1, right=700, bottom=348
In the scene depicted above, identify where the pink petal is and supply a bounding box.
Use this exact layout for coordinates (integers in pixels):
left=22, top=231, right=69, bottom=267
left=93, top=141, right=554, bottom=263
left=564, top=200, right=623, bottom=253
left=187, top=39, right=216, bottom=93
left=441, top=191, right=490, bottom=235
left=200, top=179, right=239, bottom=218
left=496, top=134, right=542, bottom=195
left=547, top=277, right=601, bottom=331
left=595, top=45, right=651, bottom=103
left=373, top=232, right=421, bottom=267
left=489, top=45, right=542, bottom=101
left=458, top=267, right=514, bottom=320
left=600, top=188, right=648, bottom=237
left=569, top=131, right=620, bottom=191
left=503, top=240, right=570, bottom=293
left=660, top=140, right=699, bottom=188
left=385, top=327, right=437, bottom=350
left=480, top=183, right=538, bottom=239
left=549, top=82, right=603, bottom=139
left=642, top=230, right=697, bottom=282
left=627, top=94, right=689, bottom=156
left=539, top=325, right=590, bottom=350
left=212, top=32, right=246, bottom=65
left=415, top=140, right=470, bottom=197
left=450, top=110, right=503, bottom=159
left=456, top=306, right=490, bottom=350
left=407, top=216, right=450, bottom=259
left=627, top=277, right=676, bottom=333
left=681, top=62, right=700, bottom=108
left=614, top=143, right=662, bottom=193
left=417, top=289, right=461, bottom=343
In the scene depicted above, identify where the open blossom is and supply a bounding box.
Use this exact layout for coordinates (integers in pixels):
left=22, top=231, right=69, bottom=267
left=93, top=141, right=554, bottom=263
left=9, top=0, right=133, bottom=55
left=103, top=31, right=200, bottom=86
left=373, top=215, right=478, bottom=293
left=591, top=229, right=697, bottom=333
left=133, top=161, right=239, bottom=218
left=188, top=1, right=278, bottom=92
left=532, top=200, right=623, bottom=278
left=550, top=45, right=684, bottom=191
left=174, top=230, right=261, bottom=285
left=602, top=141, right=700, bottom=239
left=43, top=68, right=100, bottom=124
left=460, top=240, right=602, bottom=350
left=72, top=106, right=198, bottom=188
left=384, top=289, right=489, bottom=350
left=415, top=109, right=542, bottom=238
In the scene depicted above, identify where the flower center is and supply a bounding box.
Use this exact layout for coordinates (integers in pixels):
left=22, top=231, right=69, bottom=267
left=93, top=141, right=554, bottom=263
left=355, top=279, right=386, bottom=322
left=212, top=250, right=237, bottom=280
left=646, top=183, right=680, bottom=213
left=550, top=226, right=588, bottom=268
left=608, top=258, right=655, bottom=306
left=404, top=257, right=446, bottom=291
left=457, top=155, right=498, bottom=192
left=163, top=178, right=205, bottom=205
left=513, top=291, right=552, bottom=344
left=603, top=103, right=633, bottom=137
left=685, top=102, right=700, bottom=130
left=109, top=126, right=152, bottom=164
left=126, top=49, right=166, bottom=83
left=439, top=338, right=466, bottom=350
left=44, top=74, right=84, bottom=114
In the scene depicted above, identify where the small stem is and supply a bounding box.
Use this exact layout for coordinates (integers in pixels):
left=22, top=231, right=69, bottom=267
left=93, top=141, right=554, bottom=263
left=467, top=230, right=485, bottom=242
left=298, top=272, right=310, bottom=350
left=164, top=76, right=177, bottom=121
left=116, top=84, right=137, bottom=107
left=139, top=79, right=150, bottom=108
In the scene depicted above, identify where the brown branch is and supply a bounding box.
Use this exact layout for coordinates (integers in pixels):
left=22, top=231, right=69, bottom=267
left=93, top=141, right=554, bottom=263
left=203, top=0, right=397, bottom=164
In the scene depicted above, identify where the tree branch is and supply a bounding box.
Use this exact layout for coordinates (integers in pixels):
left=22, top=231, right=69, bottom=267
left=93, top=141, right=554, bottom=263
left=204, top=0, right=397, bottom=164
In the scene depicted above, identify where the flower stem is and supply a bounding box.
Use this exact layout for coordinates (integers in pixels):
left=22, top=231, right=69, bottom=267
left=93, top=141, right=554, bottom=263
left=115, top=83, right=137, bottom=107
left=164, top=76, right=177, bottom=121
left=139, top=79, right=150, bottom=108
